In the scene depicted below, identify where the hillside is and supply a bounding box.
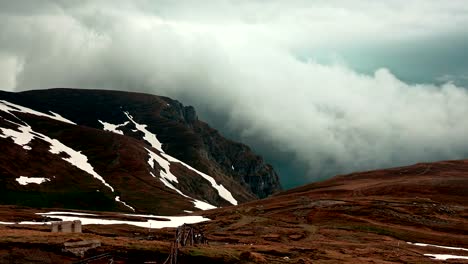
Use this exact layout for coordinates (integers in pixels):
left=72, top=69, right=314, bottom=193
left=198, top=159, right=468, bottom=262
left=0, top=159, right=466, bottom=263
left=0, top=88, right=281, bottom=214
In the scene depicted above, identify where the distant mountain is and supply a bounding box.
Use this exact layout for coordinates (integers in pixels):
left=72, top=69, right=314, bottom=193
left=0, top=88, right=281, bottom=214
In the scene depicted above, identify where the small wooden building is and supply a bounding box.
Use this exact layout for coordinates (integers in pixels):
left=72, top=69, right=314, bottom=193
left=51, top=220, right=82, bottom=233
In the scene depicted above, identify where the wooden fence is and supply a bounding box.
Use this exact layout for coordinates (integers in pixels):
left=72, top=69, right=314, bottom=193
left=163, top=224, right=208, bottom=264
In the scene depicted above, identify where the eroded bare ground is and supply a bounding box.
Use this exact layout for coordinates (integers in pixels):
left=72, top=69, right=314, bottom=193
left=0, top=160, right=467, bottom=263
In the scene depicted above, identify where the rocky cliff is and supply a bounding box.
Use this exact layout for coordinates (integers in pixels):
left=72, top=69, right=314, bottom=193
left=159, top=99, right=281, bottom=198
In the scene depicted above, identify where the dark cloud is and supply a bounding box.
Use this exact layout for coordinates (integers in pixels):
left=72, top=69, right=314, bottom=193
left=1, top=1, right=468, bottom=187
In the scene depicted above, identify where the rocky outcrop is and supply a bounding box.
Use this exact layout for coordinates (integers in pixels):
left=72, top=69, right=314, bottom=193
left=159, top=99, right=282, bottom=198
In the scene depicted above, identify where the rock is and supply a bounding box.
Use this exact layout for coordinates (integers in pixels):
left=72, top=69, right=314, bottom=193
left=159, top=92, right=282, bottom=198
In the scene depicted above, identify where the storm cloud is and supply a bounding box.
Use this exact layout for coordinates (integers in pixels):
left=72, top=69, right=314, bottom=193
left=1, top=0, right=468, bottom=187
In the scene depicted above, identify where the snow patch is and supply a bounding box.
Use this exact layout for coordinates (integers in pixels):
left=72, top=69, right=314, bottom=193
left=98, top=120, right=129, bottom=135
left=47, top=138, right=114, bottom=192
left=0, top=122, right=114, bottom=192
left=408, top=242, right=468, bottom=261
left=159, top=176, right=183, bottom=195
left=35, top=212, right=209, bottom=229
left=424, top=254, right=468, bottom=260
left=147, top=148, right=217, bottom=210
left=0, top=124, right=34, bottom=147
left=115, top=196, right=136, bottom=212
left=124, top=110, right=236, bottom=208
left=49, top=112, right=75, bottom=124
left=16, top=176, right=49, bottom=185
left=147, top=148, right=178, bottom=182
left=0, top=221, right=48, bottom=225
left=407, top=242, right=468, bottom=252
left=124, top=112, right=163, bottom=152
left=162, top=153, right=238, bottom=206
left=193, top=200, right=217, bottom=210
left=0, top=100, right=75, bottom=125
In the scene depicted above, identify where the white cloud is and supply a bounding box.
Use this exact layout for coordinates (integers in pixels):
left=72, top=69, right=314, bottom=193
left=1, top=1, right=468, bottom=183
left=436, top=73, right=468, bottom=84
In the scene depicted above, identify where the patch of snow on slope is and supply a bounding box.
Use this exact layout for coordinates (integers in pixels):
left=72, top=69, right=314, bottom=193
left=124, top=110, right=236, bottom=207
left=35, top=212, right=209, bottom=229
left=0, top=125, right=34, bottom=148
left=407, top=242, right=468, bottom=252
left=98, top=120, right=129, bottom=135
left=0, top=221, right=48, bottom=225
left=15, top=176, right=47, bottom=185
left=424, top=254, right=468, bottom=260
left=147, top=148, right=178, bottom=183
left=156, top=173, right=183, bottom=195
left=115, top=196, right=136, bottom=212
left=124, top=213, right=211, bottom=228
left=147, top=149, right=217, bottom=210
left=49, top=112, right=75, bottom=124
left=162, top=153, right=238, bottom=206
left=16, top=176, right=50, bottom=185
left=193, top=200, right=217, bottom=210
left=124, top=112, right=162, bottom=152
left=0, top=100, right=75, bottom=125
left=0, top=122, right=114, bottom=192
left=407, top=242, right=468, bottom=261
left=47, top=138, right=114, bottom=192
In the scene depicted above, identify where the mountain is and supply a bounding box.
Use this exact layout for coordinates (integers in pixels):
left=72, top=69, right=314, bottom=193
left=0, top=88, right=281, bottom=214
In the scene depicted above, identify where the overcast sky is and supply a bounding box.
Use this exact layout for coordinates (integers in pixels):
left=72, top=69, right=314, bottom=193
left=1, top=1, right=468, bottom=188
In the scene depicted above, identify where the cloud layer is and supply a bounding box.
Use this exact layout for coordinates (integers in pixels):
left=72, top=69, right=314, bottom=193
left=1, top=1, right=468, bottom=187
